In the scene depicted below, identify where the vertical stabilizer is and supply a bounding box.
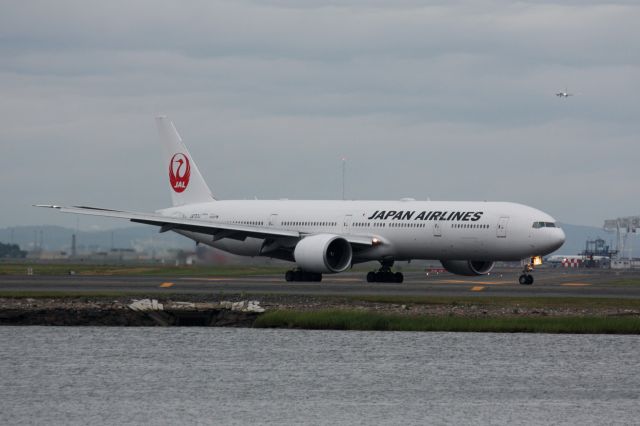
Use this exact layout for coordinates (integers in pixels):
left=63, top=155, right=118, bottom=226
left=156, top=116, right=215, bottom=206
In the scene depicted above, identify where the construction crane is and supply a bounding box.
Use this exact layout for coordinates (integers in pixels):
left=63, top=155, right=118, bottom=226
left=603, top=216, right=640, bottom=259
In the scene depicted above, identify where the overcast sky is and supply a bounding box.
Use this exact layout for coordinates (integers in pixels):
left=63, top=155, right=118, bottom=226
left=1, top=0, right=639, bottom=230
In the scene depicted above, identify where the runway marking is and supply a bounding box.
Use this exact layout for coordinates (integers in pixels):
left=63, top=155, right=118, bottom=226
left=561, top=283, right=591, bottom=287
left=180, top=278, right=234, bottom=282
left=160, top=282, right=174, bottom=288
left=437, top=280, right=510, bottom=285
left=471, top=286, right=485, bottom=292
left=179, top=277, right=280, bottom=282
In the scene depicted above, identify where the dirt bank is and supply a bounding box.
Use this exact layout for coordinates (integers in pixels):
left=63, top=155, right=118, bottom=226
left=1, top=294, right=639, bottom=327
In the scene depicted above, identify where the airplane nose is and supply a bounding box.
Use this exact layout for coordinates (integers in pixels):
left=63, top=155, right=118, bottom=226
left=549, top=228, right=566, bottom=252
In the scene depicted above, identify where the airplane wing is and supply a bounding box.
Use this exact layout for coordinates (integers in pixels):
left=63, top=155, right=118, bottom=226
left=35, top=205, right=374, bottom=247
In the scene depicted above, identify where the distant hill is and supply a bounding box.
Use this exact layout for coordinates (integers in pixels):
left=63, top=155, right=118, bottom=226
left=0, top=225, right=194, bottom=253
left=557, top=223, right=607, bottom=255
left=557, top=223, right=636, bottom=256
left=0, top=223, right=636, bottom=258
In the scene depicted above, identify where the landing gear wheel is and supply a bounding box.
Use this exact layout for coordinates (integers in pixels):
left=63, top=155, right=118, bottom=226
left=518, top=274, right=534, bottom=285
left=285, top=271, right=294, bottom=282
left=366, top=259, right=404, bottom=283
left=518, top=257, right=538, bottom=285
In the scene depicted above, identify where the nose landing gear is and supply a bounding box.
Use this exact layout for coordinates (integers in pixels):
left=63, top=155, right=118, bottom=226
left=518, top=273, right=533, bottom=285
left=518, top=259, right=535, bottom=285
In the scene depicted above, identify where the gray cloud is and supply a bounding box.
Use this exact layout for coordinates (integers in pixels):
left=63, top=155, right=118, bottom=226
left=1, top=0, right=639, bottom=229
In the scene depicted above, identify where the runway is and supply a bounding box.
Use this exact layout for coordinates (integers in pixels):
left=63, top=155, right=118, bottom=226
left=2, top=268, right=640, bottom=298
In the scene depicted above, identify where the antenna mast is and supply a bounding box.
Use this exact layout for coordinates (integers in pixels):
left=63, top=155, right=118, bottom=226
left=342, top=157, right=346, bottom=200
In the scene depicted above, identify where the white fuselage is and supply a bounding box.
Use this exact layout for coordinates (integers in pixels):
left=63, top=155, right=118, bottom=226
left=38, top=117, right=567, bottom=281
left=159, top=199, right=565, bottom=263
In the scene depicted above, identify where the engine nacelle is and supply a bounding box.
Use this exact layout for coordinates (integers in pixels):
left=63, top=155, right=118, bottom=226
left=440, top=260, right=495, bottom=276
left=294, top=234, right=353, bottom=273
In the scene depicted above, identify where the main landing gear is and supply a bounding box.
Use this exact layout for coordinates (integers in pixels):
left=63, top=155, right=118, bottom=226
left=518, top=260, right=534, bottom=285
left=366, top=259, right=404, bottom=283
left=285, top=269, right=322, bottom=282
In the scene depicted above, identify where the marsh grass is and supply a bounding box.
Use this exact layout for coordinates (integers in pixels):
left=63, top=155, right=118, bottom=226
left=352, top=295, right=640, bottom=310
left=255, top=310, right=640, bottom=334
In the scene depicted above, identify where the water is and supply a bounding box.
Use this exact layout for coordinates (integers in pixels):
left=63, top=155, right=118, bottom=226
left=1, top=328, right=639, bottom=425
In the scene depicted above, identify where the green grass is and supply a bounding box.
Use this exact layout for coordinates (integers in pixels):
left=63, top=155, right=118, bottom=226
left=2, top=288, right=639, bottom=313
left=0, top=291, right=177, bottom=298
left=0, top=263, right=285, bottom=277
left=255, top=310, right=640, bottom=334
left=608, top=279, right=640, bottom=287
left=350, top=295, right=640, bottom=310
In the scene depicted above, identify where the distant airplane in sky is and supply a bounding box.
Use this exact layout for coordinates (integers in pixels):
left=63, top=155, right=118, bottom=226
left=38, top=117, right=565, bottom=285
left=556, top=88, right=574, bottom=98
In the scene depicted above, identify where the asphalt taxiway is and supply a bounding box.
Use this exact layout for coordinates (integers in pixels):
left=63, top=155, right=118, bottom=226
left=2, top=268, right=640, bottom=298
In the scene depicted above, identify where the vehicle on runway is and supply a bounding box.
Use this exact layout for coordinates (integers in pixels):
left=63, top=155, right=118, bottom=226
left=38, top=117, right=565, bottom=284
left=546, top=254, right=609, bottom=268
left=547, top=254, right=583, bottom=264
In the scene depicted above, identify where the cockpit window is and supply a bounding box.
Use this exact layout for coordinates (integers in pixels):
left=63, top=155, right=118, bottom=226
left=532, top=221, right=556, bottom=229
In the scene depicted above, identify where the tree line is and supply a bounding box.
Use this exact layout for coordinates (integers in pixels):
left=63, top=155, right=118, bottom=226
left=0, top=242, right=27, bottom=258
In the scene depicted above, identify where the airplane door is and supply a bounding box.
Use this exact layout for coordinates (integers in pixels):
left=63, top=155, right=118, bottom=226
left=433, top=222, right=442, bottom=237
left=269, top=214, right=279, bottom=227
left=497, top=217, right=508, bottom=238
left=343, top=215, right=352, bottom=234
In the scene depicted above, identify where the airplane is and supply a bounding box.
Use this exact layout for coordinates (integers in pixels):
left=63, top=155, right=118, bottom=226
left=556, top=88, right=573, bottom=98
left=37, top=116, right=565, bottom=285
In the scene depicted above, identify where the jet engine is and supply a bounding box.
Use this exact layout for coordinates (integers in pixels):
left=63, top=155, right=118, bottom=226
left=293, top=234, right=353, bottom=273
left=440, top=260, right=495, bottom=276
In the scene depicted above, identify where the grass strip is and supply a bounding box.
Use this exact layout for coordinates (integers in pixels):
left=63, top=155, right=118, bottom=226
left=254, top=310, right=640, bottom=334
left=608, top=279, right=640, bottom=287
left=0, top=264, right=285, bottom=276
left=0, top=291, right=179, bottom=298
left=2, top=290, right=640, bottom=311
left=352, top=295, right=640, bottom=310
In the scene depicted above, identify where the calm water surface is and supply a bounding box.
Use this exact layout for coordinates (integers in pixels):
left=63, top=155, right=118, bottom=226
left=1, top=327, right=639, bottom=425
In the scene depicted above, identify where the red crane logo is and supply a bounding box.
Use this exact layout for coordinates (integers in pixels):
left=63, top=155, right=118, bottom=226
left=169, top=153, right=191, bottom=193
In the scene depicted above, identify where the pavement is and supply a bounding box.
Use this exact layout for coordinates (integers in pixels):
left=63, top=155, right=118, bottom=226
left=2, top=268, right=640, bottom=298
